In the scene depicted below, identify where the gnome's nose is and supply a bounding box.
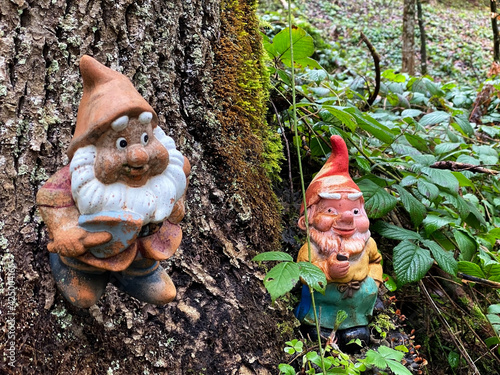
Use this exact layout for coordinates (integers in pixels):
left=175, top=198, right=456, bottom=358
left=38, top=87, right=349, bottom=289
left=339, top=211, right=354, bottom=225
left=127, top=144, right=149, bottom=167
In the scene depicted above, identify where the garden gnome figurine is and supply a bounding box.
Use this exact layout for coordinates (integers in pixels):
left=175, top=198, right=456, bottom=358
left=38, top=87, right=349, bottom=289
left=295, top=135, right=382, bottom=348
left=36, top=55, right=190, bottom=308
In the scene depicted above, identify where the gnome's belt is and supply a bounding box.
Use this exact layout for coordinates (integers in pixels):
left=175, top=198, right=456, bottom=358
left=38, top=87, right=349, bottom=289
left=138, top=222, right=163, bottom=238
left=337, top=280, right=361, bottom=299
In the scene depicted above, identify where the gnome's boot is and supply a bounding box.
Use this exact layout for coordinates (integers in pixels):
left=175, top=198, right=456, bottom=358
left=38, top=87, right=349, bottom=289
left=50, top=253, right=110, bottom=308
left=112, top=259, right=176, bottom=305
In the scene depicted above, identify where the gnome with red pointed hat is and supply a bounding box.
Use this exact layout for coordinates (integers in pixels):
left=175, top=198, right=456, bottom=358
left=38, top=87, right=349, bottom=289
left=36, top=55, right=190, bottom=308
left=295, top=135, right=382, bottom=349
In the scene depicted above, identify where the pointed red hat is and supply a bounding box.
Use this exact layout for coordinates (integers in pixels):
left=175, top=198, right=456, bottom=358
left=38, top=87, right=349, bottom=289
left=301, top=135, right=361, bottom=214
left=67, top=55, right=158, bottom=160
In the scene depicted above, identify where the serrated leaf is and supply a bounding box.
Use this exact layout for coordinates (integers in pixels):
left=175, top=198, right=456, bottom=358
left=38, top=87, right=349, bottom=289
left=421, top=167, right=459, bottom=193
left=419, top=111, right=451, bottom=126
left=298, top=262, right=327, bottom=294
left=434, top=142, right=461, bottom=154
left=422, top=215, right=455, bottom=236
left=365, top=349, right=388, bottom=370
left=322, top=105, right=357, bottom=132
left=357, top=179, right=397, bottom=218
left=271, top=27, right=315, bottom=61
left=453, top=114, right=474, bottom=136
left=454, top=230, right=477, bottom=261
left=422, top=240, right=458, bottom=276
left=404, top=134, right=430, bottom=152
left=386, top=360, right=413, bottom=375
left=378, top=345, right=405, bottom=361
left=393, top=240, right=434, bottom=285
left=417, top=179, right=440, bottom=201
left=263, top=262, right=300, bottom=302
left=401, top=109, right=423, bottom=118
left=392, top=143, right=422, bottom=157
left=373, top=221, right=423, bottom=241
left=457, top=261, right=486, bottom=279
left=400, top=175, right=418, bottom=187
left=347, top=110, right=396, bottom=144
left=253, top=251, right=294, bottom=262
left=394, top=184, right=426, bottom=226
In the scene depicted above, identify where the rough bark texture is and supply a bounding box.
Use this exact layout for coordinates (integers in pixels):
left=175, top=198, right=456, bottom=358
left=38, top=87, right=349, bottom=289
left=402, top=0, right=416, bottom=75
left=0, top=0, right=290, bottom=374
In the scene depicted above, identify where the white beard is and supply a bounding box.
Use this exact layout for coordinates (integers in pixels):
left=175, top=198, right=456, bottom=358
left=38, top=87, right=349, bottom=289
left=310, top=227, right=371, bottom=256
left=70, top=127, right=186, bottom=225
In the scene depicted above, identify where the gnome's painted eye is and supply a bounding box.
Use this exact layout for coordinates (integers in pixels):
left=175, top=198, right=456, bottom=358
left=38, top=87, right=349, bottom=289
left=116, top=138, right=128, bottom=150
left=353, top=209, right=360, bottom=215
left=141, top=133, right=149, bottom=146
left=327, top=208, right=337, bottom=214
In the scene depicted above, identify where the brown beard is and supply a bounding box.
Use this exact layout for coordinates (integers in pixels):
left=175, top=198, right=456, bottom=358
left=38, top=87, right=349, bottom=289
left=309, top=227, right=370, bottom=256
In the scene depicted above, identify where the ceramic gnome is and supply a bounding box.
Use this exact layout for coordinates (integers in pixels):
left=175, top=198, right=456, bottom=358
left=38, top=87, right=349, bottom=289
left=295, top=135, right=382, bottom=347
left=36, top=55, right=190, bottom=308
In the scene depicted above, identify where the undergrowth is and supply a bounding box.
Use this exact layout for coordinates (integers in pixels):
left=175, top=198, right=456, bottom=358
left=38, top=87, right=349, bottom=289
left=255, top=0, right=500, bottom=374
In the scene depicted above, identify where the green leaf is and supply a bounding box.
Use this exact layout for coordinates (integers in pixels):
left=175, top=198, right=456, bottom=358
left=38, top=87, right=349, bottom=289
left=271, top=27, right=315, bottom=61
left=347, top=110, right=396, bottom=144
left=405, top=134, right=430, bottom=152
left=383, top=274, right=398, bottom=291
left=401, top=109, right=422, bottom=118
left=253, top=251, right=294, bottom=262
left=386, top=359, right=412, bottom=375
left=322, top=105, right=357, bottom=132
left=417, top=179, right=440, bottom=201
left=454, top=231, right=477, bottom=261
left=278, top=363, right=296, bottom=375
left=357, top=179, right=398, bottom=218
left=365, top=349, right=388, bottom=370
left=421, top=167, right=459, bottom=193
left=448, top=351, right=460, bottom=370
left=298, top=262, right=327, bottom=294
left=393, top=240, right=434, bottom=285
left=457, top=261, right=486, bottom=279
left=373, top=221, right=423, bottom=241
left=434, top=142, right=461, bottom=154
left=488, top=304, right=500, bottom=314
left=453, top=114, right=474, bottom=136
left=263, top=262, right=300, bottom=302
left=378, top=345, right=405, bottom=361
left=394, top=184, right=426, bottom=226
left=452, top=172, right=475, bottom=190
left=334, top=310, right=348, bottom=331
left=422, top=240, right=458, bottom=276
left=418, top=111, right=451, bottom=126
left=422, top=215, right=455, bottom=236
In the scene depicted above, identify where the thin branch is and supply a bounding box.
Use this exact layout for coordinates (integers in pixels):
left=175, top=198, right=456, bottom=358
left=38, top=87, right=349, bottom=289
left=431, top=160, right=499, bottom=175
left=458, top=272, right=500, bottom=289
left=360, top=31, right=381, bottom=109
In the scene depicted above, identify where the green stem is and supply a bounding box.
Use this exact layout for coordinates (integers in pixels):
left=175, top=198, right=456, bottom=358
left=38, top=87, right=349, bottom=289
left=286, top=0, right=326, bottom=372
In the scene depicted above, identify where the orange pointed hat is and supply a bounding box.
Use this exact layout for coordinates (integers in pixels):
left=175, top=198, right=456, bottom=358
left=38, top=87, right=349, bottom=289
left=301, top=135, right=361, bottom=214
left=67, top=55, right=159, bottom=160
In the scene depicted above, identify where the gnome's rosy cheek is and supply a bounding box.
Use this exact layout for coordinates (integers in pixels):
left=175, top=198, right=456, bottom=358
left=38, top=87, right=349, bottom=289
left=94, top=148, right=125, bottom=185
left=312, top=212, right=338, bottom=232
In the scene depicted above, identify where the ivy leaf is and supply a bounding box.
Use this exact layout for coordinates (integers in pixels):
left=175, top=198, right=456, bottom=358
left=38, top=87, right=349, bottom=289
left=263, top=262, right=300, bottom=302
left=418, top=111, right=451, bottom=126
left=253, top=251, right=294, bottom=262
left=298, top=262, right=327, bottom=294
left=394, top=184, right=426, bottom=227
left=373, top=221, right=423, bottom=241
left=422, top=240, right=458, bottom=276
left=421, top=167, right=459, bottom=193
left=422, top=214, right=455, bottom=236
left=393, top=240, right=434, bottom=285
left=357, top=179, right=397, bottom=218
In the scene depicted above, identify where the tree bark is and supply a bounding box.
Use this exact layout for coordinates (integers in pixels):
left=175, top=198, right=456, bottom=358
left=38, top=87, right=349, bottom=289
left=402, top=0, right=416, bottom=75
left=416, top=0, right=428, bottom=75
left=0, top=0, right=289, bottom=374
left=491, top=0, right=500, bottom=61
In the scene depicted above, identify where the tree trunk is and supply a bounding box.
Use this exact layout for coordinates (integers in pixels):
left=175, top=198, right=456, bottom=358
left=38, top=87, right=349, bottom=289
left=491, top=0, right=500, bottom=61
left=416, top=0, right=428, bottom=75
left=402, top=0, right=416, bottom=75
left=0, top=0, right=289, bottom=374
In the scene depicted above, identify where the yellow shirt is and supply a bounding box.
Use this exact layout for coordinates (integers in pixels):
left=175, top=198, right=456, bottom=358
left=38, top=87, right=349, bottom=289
left=297, top=237, right=383, bottom=285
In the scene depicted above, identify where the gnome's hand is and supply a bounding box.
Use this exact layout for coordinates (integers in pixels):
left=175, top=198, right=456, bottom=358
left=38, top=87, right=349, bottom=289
left=326, top=253, right=350, bottom=280
left=48, top=227, right=112, bottom=258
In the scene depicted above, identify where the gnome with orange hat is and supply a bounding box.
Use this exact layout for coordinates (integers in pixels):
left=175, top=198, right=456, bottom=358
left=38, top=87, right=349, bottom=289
left=36, top=55, right=190, bottom=308
left=295, top=135, right=382, bottom=348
